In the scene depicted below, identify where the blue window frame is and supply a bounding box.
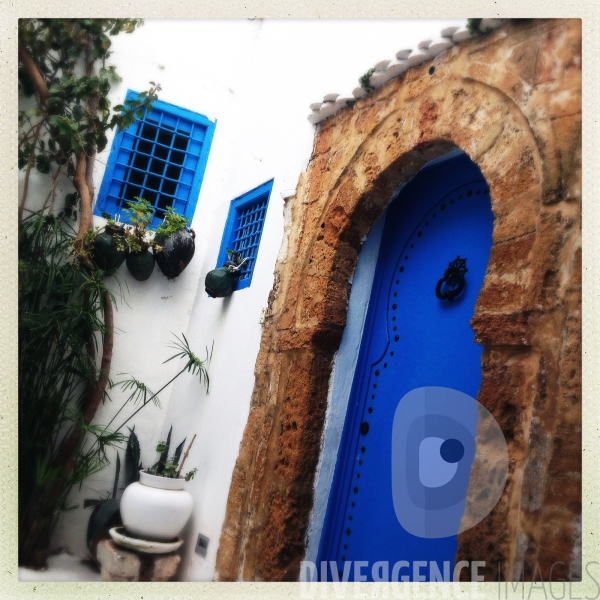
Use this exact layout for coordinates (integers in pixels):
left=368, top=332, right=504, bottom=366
left=216, top=180, right=274, bottom=291
left=95, top=90, right=216, bottom=228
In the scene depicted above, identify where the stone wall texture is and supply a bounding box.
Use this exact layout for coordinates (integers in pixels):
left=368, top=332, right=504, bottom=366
left=215, top=18, right=582, bottom=582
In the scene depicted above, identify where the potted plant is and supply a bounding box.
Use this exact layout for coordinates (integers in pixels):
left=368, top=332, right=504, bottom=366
left=119, top=427, right=197, bottom=542
left=92, top=216, right=128, bottom=273
left=154, top=207, right=195, bottom=279
left=121, top=198, right=161, bottom=281
left=205, top=248, right=249, bottom=298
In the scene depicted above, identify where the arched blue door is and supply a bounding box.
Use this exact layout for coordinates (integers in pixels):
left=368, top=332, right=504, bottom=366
left=317, top=152, right=494, bottom=582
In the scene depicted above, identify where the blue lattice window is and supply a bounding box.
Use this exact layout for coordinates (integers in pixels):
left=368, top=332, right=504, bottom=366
left=216, top=180, right=274, bottom=291
left=95, top=90, right=216, bottom=228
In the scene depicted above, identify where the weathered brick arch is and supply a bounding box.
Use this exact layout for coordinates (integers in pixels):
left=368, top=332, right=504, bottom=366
left=216, top=19, right=581, bottom=582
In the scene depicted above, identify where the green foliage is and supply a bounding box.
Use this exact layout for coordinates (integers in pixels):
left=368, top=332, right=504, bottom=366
left=466, top=19, right=483, bottom=36
left=185, top=468, right=198, bottom=481
left=17, top=19, right=163, bottom=567
left=147, top=426, right=196, bottom=479
left=18, top=19, right=160, bottom=221
left=164, top=333, right=212, bottom=392
left=124, top=427, right=143, bottom=484
left=84, top=429, right=143, bottom=551
left=154, top=206, right=190, bottom=238
left=19, top=214, right=117, bottom=561
left=120, top=198, right=162, bottom=254
left=359, top=68, right=376, bottom=93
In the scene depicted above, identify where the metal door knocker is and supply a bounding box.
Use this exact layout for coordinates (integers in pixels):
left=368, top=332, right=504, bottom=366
left=435, top=256, right=468, bottom=301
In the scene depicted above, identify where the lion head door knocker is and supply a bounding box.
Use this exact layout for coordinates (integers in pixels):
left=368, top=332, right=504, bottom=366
left=435, top=256, right=468, bottom=301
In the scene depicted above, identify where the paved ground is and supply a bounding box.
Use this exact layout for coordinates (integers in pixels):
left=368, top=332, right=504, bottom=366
left=18, top=552, right=102, bottom=582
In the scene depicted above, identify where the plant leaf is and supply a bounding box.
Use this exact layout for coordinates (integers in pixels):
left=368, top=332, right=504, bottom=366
left=125, top=427, right=142, bottom=484
left=86, top=498, right=120, bottom=551
left=112, top=452, right=121, bottom=499
left=173, top=437, right=186, bottom=466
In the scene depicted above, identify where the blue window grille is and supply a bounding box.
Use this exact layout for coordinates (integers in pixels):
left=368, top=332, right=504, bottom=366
left=95, top=90, right=216, bottom=228
left=216, top=180, right=274, bottom=291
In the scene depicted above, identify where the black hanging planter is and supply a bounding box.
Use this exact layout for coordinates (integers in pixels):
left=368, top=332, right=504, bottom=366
left=126, top=248, right=156, bottom=281
left=92, top=224, right=128, bottom=274
left=154, top=228, right=195, bottom=279
left=205, top=254, right=248, bottom=298
left=205, top=267, right=241, bottom=298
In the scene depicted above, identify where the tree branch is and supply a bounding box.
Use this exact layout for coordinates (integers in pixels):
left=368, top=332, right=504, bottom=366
left=85, top=290, right=114, bottom=423
left=18, top=41, right=49, bottom=105
left=73, top=152, right=93, bottom=242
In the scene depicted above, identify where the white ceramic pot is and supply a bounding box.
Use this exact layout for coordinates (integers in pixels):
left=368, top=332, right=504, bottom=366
left=120, top=471, right=193, bottom=542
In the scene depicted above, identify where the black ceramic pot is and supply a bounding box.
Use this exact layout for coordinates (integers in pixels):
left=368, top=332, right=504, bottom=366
left=205, top=267, right=240, bottom=298
left=154, top=228, right=195, bottom=279
left=92, top=224, right=128, bottom=273
left=126, top=248, right=155, bottom=281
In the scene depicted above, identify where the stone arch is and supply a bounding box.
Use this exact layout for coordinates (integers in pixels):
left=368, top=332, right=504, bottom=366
left=216, top=19, right=581, bottom=583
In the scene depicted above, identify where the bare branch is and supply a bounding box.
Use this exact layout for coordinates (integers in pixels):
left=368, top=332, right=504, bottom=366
left=176, top=434, right=197, bottom=477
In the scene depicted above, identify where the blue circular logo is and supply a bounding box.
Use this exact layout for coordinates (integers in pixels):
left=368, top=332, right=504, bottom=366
left=391, top=386, right=508, bottom=539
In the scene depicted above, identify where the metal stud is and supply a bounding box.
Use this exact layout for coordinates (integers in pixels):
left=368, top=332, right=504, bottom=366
left=395, top=335, right=399, bottom=341
left=360, top=422, right=370, bottom=435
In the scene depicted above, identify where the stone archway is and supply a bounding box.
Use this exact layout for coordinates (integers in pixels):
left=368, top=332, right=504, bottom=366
left=216, top=19, right=581, bottom=582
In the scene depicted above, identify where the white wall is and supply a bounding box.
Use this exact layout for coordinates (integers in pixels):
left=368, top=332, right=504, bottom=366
left=25, top=18, right=466, bottom=580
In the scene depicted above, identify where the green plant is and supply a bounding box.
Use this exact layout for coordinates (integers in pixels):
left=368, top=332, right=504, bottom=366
left=466, top=19, right=484, bottom=36
left=359, top=67, right=376, bottom=93
left=84, top=428, right=142, bottom=552
left=148, top=427, right=198, bottom=481
left=223, top=247, right=247, bottom=270
left=117, top=198, right=162, bottom=253
left=155, top=206, right=191, bottom=238
left=18, top=19, right=161, bottom=568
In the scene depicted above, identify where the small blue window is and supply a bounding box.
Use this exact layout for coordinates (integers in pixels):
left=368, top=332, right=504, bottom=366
left=95, top=90, right=216, bottom=228
left=216, top=180, right=274, bottom=290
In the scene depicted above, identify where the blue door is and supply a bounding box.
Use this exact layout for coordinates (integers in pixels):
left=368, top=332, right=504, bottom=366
left=317, top=152, right=494, bottom=582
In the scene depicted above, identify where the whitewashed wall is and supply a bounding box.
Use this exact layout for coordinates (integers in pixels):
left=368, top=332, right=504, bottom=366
left=25, top=18, right=465, bottom=581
